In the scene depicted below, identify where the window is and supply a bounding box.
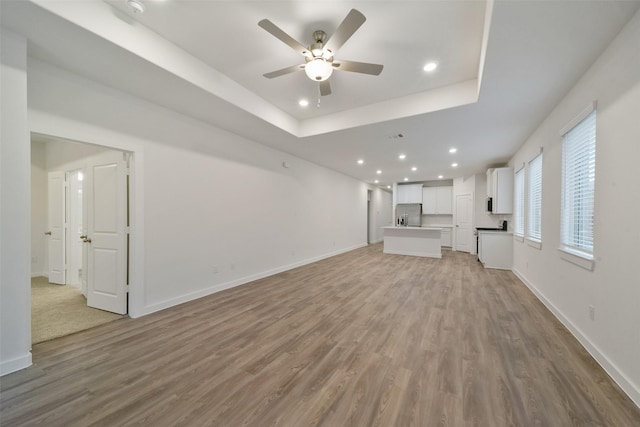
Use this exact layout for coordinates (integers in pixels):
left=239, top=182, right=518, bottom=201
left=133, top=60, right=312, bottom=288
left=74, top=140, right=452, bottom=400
left=527, top=153, right=543, bottom=244
left=514, top=167, right=525, bottom=237
left=560, top=107, right=596, bottom=261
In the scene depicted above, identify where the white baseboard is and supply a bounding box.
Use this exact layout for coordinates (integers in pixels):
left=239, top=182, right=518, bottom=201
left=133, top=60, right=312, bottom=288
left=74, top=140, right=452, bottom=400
left=31, top=272, right=46, bottom=278
left=512, top=267, right=640, bottom=408
left=135, top=243, right=368, bottom=318
left=0, top=352, right=32, bottom=376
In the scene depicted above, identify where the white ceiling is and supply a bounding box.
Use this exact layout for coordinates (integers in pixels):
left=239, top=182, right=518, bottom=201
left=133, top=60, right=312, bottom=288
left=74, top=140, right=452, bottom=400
left=3, top=0, right=639, bottom=188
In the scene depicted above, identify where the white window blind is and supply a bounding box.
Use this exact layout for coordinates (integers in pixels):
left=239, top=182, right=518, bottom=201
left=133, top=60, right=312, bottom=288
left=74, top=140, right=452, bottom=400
left=561, top=110, right=596, bottom=256
left=514, top=167, right=525, bottom=236
left=527, top=153, right=543, bottom=242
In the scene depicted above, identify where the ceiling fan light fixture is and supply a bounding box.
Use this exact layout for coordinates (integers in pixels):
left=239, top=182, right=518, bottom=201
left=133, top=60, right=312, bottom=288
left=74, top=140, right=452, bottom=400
left=305, top=59, right=333, bottom=81
left=127, top=0, right=145, bottom=14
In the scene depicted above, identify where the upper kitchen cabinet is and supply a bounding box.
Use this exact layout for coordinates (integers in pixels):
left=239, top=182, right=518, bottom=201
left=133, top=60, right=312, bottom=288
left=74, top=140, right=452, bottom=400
left=487, top=167, right=513, bottom=214
left=396, top=184, right=423, bottom=204
left=422, top=186, right=453, bottom=214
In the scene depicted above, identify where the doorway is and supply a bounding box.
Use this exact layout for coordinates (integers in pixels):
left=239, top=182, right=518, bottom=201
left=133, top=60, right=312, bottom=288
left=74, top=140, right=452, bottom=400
left=455, top=193, right=474, bottom=253
left=31, top=135, right=130, bottom=343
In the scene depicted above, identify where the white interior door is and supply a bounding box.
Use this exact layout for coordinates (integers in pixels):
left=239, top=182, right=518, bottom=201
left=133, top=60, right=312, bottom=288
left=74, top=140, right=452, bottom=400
left=85, top=151, right=128, bottom=314
left=455, top=194, right=473, bottom=253
left=47, top=171, right=66, bottom=284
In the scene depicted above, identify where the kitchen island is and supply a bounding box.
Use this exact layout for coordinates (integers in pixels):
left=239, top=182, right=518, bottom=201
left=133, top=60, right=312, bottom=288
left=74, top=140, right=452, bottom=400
left=382, top=226, right=442, bottom=258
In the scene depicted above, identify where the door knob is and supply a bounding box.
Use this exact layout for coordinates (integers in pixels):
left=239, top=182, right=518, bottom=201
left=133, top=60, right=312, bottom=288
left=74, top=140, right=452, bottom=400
left=80, top=235, right=87, bottom=239
left=84, top=237, right=92, bottom=243
left=44, top=231, right=52, bottom=235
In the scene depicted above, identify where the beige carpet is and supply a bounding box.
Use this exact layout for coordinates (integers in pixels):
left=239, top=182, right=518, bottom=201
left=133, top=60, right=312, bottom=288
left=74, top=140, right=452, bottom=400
left=31, top=276, right=125, bottom=344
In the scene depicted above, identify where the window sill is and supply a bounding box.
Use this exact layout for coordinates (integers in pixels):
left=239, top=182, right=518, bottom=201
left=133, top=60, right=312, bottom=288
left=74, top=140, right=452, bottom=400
left=526, top=238, right=542, bottom=250
left=514, top=234, right=524, bottom=243
left=558, top=247, right=594, bottom=271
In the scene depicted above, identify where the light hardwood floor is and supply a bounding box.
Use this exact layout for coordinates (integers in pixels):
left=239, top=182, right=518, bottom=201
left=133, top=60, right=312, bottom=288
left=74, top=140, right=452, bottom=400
left=1, top=244, right=639, bottom=426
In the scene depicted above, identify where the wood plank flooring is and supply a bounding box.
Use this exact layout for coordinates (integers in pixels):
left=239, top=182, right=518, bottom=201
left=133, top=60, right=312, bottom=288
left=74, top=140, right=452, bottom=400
left=1, top=244, right=639, bottom=426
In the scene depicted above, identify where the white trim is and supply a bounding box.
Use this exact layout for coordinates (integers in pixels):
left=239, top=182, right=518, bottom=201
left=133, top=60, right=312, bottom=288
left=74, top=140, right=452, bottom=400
left=559, top=100, right=597, bottom=136
left=512, top=268, right=640, bottom=408
left=0, top=352, right=32, bottom=376
left=514, top=234, right=524, bottom=243
left=526, top=238, right=542, bottom=250
left=558, top=246, right=595, bottom=271
left=137, top=243, right=368, bottom=317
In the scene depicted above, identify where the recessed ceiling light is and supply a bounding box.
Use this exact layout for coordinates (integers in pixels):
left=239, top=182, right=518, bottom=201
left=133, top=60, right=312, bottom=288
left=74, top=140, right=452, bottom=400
left=374, top=180, right=379, bottom=184
left=411, top=167, right=417, bottom=171
left=398, top=154, right=406, bottom=160
left=451, top=163, right=458, bottom=167
left=423, top=61, right=438, bottom=72
left=357, top=159, right=364, bottom=165
left=438, top=175, right=444, bottom=179
left=127, top=0, right=145, bottom=14
left=376, top=170, right=382, bottom=174
left=404, top=177, right=409, bottom=181
left=387, top=185, right=391, bottom=189
left=298, top=99, right=309, bottom=107
left=449, top=148, right=457, bottom=153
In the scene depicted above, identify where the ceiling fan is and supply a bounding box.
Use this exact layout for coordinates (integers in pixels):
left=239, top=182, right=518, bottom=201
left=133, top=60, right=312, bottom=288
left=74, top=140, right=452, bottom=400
left=258, top=9, right=383, bottom=96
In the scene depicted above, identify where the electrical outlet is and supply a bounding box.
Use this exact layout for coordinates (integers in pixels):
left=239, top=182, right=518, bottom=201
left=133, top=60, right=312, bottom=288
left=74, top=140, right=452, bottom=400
left=589, top=305, right=595, bottom=321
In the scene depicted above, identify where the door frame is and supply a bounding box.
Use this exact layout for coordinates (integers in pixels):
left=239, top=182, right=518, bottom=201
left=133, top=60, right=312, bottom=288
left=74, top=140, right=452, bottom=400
left=65, top=169, right=84, bottom=292
left=30, top=128, right=145, bottom=318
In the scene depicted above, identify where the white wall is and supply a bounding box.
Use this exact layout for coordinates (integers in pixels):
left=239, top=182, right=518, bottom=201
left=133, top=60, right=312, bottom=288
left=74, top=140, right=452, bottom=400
left=45, top=138, right=109, bottom=171
left=0, top=29, right=32, bottom=375
left=25, top=59, right=375, bottom=312
left=31, top=141, right=47, bottom=276
left=509, top=9, right=640, bottom=406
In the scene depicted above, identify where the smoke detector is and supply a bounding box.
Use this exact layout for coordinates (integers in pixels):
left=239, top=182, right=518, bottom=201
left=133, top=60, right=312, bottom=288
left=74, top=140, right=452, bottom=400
left=127, top=0, right=145, bottom=14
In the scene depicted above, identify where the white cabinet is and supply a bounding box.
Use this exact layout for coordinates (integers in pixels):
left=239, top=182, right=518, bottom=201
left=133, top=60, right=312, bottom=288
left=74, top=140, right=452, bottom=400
left=441, top=228, right=452, bottom=247
left=397, top=184, right=423, bottom=204
left=478, top=231, right=513, bottom=269
left=486, top=169, right=494, bottom=197
left=422, top=186, right=452, bottom=214
left=422, top=187, right=437, bottom=213
left=487, top=167, right=513, bottom=214
left=436, top=187, right=453, bottom=214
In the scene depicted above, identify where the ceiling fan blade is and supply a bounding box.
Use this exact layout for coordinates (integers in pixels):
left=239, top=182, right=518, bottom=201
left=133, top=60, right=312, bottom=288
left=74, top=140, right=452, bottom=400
left=324, top=9, right=366, bottom=53
left=263, top=64, right=305, bottom=79
left=319, top=80, right=332, bottom=96
left=333, top=60, right=383, bottom=76
left=258, top=19, right=309, bottom=55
